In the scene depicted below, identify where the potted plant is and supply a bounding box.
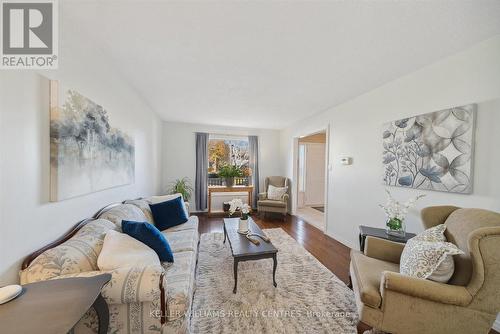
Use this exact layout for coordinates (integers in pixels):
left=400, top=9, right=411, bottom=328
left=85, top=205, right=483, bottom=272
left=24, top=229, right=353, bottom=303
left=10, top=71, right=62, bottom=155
left=228, top=198, right=251, bottom=233
left=379, top=189, right=425, bottom=237
left=167, top=177, right=193, bottom=202
left=217, top=164, right=243, bottom=187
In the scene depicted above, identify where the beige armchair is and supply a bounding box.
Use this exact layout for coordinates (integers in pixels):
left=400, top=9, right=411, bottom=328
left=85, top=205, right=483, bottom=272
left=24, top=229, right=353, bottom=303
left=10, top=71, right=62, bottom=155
left=257, top=176, right=289, bottom=220
left=350, top=206, right=500, bottom=334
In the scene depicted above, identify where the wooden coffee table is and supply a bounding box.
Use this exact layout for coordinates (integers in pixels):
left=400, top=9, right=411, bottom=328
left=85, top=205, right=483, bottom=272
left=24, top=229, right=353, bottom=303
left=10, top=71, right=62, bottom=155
left=223, top=217, right=278, bottom=293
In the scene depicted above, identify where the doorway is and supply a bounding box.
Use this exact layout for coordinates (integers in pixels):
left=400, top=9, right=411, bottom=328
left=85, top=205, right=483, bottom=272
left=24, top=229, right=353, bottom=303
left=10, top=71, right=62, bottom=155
left=295, top=130, right=327, bottom=231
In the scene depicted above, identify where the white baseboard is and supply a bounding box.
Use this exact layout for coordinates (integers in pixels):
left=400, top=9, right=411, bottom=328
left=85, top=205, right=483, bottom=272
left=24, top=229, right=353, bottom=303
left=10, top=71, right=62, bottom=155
left=325, top=231, right=356, bottom=250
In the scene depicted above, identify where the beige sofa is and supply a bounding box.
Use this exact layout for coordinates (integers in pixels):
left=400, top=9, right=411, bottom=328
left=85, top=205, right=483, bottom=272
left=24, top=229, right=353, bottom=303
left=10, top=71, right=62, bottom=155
left=350, top=206, right=500, bottom=334
left=20, top=195, right=198, bottom=334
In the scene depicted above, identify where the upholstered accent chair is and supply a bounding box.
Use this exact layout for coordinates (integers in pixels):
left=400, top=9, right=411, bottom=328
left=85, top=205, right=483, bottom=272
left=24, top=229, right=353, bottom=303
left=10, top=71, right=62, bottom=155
left=350, top=206, right=500, bottom=334
left=257, top=176, right=289, bottom=219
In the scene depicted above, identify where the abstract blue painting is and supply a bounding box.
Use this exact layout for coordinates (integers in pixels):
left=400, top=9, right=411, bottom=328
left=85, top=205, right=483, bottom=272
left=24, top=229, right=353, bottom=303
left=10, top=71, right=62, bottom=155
left=382, top=105, right=476, bottom=194
left=50, top=81, right=135, bottom=201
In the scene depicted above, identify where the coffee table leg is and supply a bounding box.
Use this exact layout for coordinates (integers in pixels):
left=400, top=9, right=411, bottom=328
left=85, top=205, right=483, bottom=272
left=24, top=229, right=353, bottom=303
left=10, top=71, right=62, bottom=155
left=272, top=254, right=277, bottom=287
left=233, top=259, right=239, bottom=293
left=93, top=293, right=109, bottom=334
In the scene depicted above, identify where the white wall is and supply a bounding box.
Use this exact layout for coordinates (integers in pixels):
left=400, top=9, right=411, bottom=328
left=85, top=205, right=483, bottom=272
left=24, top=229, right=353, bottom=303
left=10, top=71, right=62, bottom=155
left=0, top=28, right=163, bottom=285
left=161, top=122, right=281, bottom=210
left=280, top=35, right=500, bottom=248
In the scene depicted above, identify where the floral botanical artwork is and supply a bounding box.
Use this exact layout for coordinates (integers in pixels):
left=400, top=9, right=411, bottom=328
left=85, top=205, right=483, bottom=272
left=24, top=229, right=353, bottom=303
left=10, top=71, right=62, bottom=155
left=382, top=105, right=476, bottom=194
left=50, top=81, right=134, bottom=201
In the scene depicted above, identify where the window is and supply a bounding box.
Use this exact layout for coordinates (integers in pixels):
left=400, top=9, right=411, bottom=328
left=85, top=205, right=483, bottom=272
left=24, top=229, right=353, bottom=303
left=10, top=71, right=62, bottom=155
left=208, top=135, right=251, bottom=186
left=208, top=135, right=250, bottom=174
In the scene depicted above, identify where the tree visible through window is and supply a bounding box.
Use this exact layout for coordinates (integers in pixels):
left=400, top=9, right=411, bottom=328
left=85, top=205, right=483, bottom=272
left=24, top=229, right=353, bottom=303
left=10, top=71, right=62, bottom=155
left=208, top=136, right=251, bottom=176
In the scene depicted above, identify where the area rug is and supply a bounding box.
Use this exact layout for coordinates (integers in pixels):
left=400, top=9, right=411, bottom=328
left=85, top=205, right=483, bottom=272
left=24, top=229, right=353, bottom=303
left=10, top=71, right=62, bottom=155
left=191, top=228, right=358, bottom=334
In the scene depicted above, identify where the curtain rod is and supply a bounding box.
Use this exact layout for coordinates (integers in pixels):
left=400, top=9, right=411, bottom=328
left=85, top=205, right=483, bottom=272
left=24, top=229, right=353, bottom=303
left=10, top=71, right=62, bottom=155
left=194, top=132, right=257, bottom=138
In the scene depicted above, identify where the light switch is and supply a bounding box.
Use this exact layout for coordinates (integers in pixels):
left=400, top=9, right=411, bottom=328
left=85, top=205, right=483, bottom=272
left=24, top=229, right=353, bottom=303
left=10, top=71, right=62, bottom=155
left=340, top=156, right=352, bottom=165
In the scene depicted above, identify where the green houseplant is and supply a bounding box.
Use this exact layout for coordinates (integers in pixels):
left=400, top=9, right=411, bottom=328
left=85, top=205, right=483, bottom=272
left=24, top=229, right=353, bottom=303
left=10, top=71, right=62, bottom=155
left=167, top=177, right=193, bottom=201
left=218, top=164, right=243, bottom=187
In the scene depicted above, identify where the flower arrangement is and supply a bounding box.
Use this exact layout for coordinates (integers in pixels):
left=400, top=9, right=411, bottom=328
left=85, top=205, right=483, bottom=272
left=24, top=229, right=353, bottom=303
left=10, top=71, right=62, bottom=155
left=228, top=198, right=251, bottom=220
left=379, top=189, right=425, bottom=236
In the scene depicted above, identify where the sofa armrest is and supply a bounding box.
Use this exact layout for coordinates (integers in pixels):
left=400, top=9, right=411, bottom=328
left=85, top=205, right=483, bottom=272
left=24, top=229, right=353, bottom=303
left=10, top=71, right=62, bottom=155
left=258, top=192, right=267, bottom=200
left=380, top=271, right=472, bottom=306
left=52, top=265, right=166, bottom=304
left=363, top=236, right=405, bottom=264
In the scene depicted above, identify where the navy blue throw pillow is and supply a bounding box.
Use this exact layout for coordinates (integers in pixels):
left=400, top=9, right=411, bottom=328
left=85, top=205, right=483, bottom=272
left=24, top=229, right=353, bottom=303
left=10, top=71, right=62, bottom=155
left=122, top=220, right=174, bottom=262
left=149, top=196, right=188, bottom=231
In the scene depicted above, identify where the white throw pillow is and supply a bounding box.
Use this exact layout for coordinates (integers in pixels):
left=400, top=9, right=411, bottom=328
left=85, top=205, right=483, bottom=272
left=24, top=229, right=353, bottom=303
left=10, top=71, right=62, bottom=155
left=267, top=185, right=287, bottom=201
left=97, top=230, right=160, bottom=271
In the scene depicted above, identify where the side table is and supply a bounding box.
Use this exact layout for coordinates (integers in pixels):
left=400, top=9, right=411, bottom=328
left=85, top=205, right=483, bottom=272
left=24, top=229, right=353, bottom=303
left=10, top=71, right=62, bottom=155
left=358, top=225, right=416, bottom=252
left=0, top=274, right=111, bottom=334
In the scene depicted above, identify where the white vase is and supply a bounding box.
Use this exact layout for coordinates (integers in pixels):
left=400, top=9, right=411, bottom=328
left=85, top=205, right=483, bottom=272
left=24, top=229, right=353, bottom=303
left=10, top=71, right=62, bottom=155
left=238, top=218, right=249, bottom=233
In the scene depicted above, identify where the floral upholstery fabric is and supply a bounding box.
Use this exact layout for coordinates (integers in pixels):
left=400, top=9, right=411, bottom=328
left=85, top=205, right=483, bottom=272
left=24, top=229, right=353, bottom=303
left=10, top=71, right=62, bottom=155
left=124, top=199, right=155, bottom=225
left=21, top=213, right=198, bottom=334
left=20, top=219, right=116, bottom=284
left=98, top=204, right=148, bottom=228
left=400, top=239, right=463, bottom=279
left=73, top=301, right=163, bottom=334
left=163, top=229, right=199, bottom=253
left=54, top=266, right=166, bottom=334
left=53, top=265, right=165, bottom=304
left=163, top=250, right=197, bottom=323
left=164, top=216, right=199, bottom=233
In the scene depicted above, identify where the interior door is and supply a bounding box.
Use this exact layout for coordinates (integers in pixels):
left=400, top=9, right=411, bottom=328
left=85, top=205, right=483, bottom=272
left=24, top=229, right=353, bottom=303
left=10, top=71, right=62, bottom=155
left=304, top=143, right=326, bottom=206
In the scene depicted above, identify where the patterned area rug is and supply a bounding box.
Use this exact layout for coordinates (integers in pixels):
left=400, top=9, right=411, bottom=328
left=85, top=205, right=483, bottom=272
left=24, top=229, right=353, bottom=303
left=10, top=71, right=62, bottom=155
left=191, top=228, right=358, bottom=334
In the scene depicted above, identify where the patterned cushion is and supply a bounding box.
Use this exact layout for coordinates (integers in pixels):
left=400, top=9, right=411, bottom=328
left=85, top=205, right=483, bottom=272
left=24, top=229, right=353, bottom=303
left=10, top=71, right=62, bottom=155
left=413, top=224, right=447, bottom=242
left=267, top=185, right=287, bottom=200
left=163, top=250, right=197, bottom=322
left=123, top=199, right=155, bottom=225
left=164, top=216, right=199, bottom=233
left=163, top=229, right=199, bottom=253
left=20, top=219, right=116, bottom=284
left=98, top=204, right=148, bottom=228
left=404, top=224, right=457, bottom=282
left=400, top=238, right=463, bottom=281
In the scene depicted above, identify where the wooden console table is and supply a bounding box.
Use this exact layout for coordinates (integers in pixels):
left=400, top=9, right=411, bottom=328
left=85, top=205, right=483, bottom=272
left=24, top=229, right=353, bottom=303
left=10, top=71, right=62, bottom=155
left=208, top=186, right=253, bottom=216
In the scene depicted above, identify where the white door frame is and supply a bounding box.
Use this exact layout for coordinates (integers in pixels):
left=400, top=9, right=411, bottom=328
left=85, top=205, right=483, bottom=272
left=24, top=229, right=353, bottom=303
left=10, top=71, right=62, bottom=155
left=292, top=125, right=330, bottom=233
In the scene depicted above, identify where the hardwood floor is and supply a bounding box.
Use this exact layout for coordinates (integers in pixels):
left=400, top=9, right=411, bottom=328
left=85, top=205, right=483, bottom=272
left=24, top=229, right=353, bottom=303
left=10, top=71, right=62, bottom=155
left=197, top=212, right=352, bottom=284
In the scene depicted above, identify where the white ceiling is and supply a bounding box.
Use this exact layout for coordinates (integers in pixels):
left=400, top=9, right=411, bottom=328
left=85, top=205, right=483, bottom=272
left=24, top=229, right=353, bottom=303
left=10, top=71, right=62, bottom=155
left=62, top=1, right=500, bottom=129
